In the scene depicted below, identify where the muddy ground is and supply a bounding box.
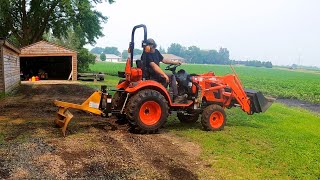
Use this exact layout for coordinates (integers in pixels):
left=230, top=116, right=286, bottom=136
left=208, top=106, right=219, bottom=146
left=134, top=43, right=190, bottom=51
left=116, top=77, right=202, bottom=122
left=0, top=84, right=212, bottom=179
left=276, top=98, right=320, bottom=113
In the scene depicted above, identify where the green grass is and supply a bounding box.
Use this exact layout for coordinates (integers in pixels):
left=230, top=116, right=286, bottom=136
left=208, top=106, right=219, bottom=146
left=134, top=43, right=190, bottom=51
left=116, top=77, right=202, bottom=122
left=79, top=75, right=120, bottom=91
left=89, top=62, right=126, bottom=76
left=0, top=93, right=5, bottom=99
left=167, top=105, right=320, bottom=178
left=89, top=62, right=320, bottom=103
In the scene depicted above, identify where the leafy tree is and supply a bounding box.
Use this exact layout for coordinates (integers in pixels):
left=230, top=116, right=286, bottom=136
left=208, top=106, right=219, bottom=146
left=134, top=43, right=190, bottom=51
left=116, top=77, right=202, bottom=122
left=218, top=48, right=230, bottom=64
left=100, top=53, right=106, bottom=61
left=185, top=46, right=201, bottom=63
left=133, top=49, right=143, bottom=56
left=167, top=43, right=186, bottom=57
left=121, top=50, right=128, bottom=60
left=91, top=47, right=105, bottom=54
left=0, top=0, right=114, bottom=47
left=103, top=47, right=121, bottom=56
left=45, top=30, right=95, bottom=72
left=207, top=50, right=219, bottom=64
left=158, top=46, right=166, bottom=54
left=122, top=49, right=143, bottom=60
left=265, top=61, right=273, bottom=68
left=77, top=48, right=97, bottom=72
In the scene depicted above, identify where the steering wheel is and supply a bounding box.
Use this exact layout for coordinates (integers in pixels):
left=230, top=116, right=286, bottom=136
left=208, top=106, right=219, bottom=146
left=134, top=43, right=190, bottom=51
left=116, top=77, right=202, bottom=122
left=165, top=64, right=181, bottom=72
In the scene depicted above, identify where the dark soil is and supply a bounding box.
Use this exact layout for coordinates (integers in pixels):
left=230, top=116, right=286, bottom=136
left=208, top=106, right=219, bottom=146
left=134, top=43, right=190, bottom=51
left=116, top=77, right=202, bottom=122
left=277, top=98, right=320, bottom=113
left=0, top=84, right=210, bottom=179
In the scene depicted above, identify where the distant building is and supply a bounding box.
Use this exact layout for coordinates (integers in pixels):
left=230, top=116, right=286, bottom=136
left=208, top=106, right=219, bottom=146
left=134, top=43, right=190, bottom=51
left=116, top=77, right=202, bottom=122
left=162, top=54, right=185, bottom=63
left=105, top=54, right=121, bottom=62
left=95, top=54, right=121, bottom=62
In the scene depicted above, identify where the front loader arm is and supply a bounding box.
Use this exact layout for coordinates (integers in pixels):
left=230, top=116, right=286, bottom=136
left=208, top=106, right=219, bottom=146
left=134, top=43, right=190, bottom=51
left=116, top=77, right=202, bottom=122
left=222, top=74, right=252, bottom=114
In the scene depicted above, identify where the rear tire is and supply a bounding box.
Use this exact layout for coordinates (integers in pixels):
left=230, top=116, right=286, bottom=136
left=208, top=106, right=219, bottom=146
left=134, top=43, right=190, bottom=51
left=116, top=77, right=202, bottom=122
left=177, top=111, right=200, bottom=123
left=201, top=105, right=226, bottom=131
left=126, top=89, right=169, bottom=133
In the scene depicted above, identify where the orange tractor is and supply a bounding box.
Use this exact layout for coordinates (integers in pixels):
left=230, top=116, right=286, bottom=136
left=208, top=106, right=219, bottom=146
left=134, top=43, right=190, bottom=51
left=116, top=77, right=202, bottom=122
left=54, top=24, right=274, bottom=136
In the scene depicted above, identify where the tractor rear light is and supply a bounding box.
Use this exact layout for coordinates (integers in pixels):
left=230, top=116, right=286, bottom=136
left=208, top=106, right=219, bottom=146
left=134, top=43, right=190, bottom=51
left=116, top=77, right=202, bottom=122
left=105, top=95, right=113, bottom=114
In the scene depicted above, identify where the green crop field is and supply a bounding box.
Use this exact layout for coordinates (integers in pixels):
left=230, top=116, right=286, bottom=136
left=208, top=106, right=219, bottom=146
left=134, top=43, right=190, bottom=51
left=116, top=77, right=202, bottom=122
left=89, top=62, right=320, bottom=103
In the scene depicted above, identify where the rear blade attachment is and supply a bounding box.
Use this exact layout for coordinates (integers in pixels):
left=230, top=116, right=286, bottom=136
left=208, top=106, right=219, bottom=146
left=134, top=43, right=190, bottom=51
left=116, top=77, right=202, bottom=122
left=53, top=90, right=105, bottom=136
left=245, top=89, right=275, bottom=113
left=55, top=107, right=74, bottom=136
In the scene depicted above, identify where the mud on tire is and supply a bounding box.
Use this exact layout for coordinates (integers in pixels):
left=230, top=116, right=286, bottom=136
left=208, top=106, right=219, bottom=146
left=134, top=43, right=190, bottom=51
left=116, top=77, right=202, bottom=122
left=126, top=89, right=169, bottom=133
left=201, top=104, right=226, bottom=131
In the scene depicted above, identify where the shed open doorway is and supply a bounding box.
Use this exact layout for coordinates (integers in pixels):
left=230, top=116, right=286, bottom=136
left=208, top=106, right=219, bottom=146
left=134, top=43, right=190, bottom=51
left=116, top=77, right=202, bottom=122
left=20, top=41, right=77, bottom=81
left=20, top=56, right=72, bottom=80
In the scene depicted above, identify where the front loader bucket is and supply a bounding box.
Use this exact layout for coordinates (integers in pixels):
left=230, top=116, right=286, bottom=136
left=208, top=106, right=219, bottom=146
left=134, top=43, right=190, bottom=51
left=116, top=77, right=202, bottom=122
left=245, top=89, right=275, bottom=113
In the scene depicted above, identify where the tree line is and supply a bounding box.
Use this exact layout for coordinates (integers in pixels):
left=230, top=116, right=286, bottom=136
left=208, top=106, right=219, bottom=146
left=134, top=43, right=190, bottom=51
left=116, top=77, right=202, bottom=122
left=91, top=43, right=272, bottom=68
left=231, top=60, right=273, bottom=68
left=166, top=43, right=230, bottom=64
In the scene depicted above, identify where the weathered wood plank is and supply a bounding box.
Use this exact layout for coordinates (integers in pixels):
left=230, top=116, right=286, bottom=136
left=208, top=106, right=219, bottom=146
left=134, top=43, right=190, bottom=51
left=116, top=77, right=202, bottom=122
left=2, top=45, right=20, bottom=93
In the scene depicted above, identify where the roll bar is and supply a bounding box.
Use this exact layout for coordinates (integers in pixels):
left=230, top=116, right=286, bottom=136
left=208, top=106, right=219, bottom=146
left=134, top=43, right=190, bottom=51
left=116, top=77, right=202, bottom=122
left=129, top=24, right=147, bottom=67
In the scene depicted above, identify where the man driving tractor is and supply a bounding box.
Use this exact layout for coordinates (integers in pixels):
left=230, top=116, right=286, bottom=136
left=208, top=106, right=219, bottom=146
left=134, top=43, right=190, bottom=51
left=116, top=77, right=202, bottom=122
left=142, top=38, right=184, bottom=103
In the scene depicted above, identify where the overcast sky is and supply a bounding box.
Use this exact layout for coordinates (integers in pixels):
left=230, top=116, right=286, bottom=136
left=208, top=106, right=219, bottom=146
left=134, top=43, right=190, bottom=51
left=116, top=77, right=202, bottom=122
left=85, top=0, right=320, bottom=67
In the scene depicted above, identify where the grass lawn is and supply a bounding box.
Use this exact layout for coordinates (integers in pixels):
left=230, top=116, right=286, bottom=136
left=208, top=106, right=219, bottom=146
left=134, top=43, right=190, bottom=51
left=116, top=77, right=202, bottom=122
left=79, top=75, right=120, bottom=91
left=80, top=74, right=320, bottom=178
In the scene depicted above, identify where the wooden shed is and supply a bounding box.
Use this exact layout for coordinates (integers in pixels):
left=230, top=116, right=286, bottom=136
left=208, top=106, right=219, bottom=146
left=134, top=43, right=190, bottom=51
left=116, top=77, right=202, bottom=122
left=0, top=38, right=21, bottom=93
left=20, top=41, right=77, bottom=81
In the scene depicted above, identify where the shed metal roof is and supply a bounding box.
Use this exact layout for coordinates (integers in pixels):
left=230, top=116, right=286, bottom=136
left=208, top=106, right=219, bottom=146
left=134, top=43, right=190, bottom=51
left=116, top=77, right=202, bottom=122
left=20, top=41, right=77, bottom=57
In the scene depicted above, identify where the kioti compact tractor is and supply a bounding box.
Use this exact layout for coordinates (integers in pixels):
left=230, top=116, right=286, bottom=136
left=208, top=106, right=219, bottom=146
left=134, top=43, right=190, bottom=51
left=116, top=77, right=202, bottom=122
left=54, top=24, right=274, bottom=136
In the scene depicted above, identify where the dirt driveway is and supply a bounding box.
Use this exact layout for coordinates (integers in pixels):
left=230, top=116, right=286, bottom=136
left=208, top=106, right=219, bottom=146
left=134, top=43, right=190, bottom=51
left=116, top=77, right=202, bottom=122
left=0, top=84, right=211, bottom=179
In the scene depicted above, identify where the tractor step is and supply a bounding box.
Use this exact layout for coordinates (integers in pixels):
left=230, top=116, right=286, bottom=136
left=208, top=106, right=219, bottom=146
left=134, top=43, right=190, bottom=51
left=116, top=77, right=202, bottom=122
left=172, top=100, right=193, bottom=106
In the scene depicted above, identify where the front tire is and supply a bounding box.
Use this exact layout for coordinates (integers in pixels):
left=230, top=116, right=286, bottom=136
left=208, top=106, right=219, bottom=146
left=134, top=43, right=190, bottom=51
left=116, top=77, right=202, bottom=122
left=126, top=90, right=169, bottom=133
left=201, top=105, right=226, bottom=131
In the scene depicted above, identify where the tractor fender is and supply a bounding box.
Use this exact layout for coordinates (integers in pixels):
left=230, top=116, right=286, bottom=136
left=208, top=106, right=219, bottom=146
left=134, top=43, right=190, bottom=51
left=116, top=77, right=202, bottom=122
left=125, top=80, right=173, bottom=105
left=116, top=80, right=129, bottom=89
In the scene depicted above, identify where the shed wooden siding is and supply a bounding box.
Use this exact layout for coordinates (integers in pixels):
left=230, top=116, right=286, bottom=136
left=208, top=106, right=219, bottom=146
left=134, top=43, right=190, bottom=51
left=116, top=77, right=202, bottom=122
left=20, top=41, right=77, bottom=81
left=0, top=39, right=21, bottom=93
left=0, top=44, right=3, bottom=93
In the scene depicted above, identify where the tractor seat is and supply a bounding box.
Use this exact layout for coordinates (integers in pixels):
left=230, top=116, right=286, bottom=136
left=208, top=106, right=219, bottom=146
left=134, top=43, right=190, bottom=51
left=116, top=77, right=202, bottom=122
left=136, top=60, right=142, bottom=68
